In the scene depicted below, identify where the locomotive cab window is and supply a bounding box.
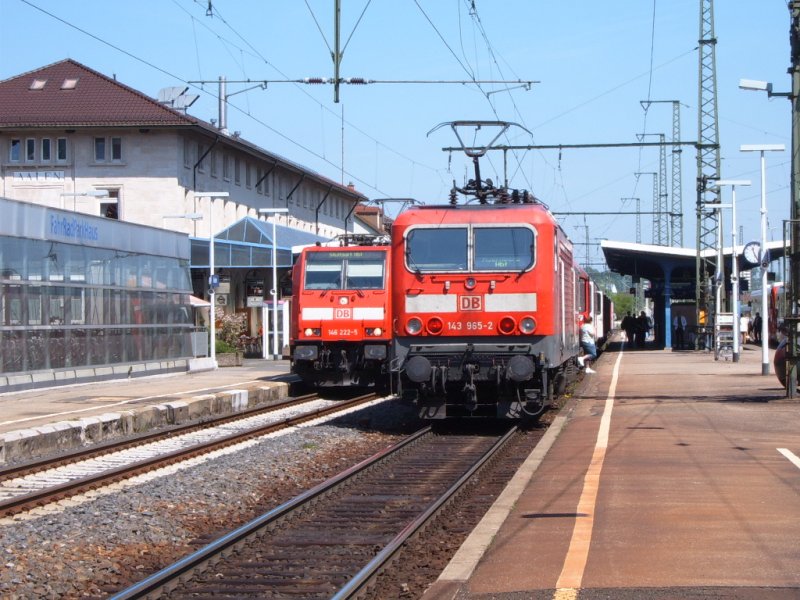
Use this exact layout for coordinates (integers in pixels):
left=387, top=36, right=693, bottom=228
left=346, top=254, right=385, bottom=289
left=406, top=228, right=468, bottom=272
left=304, top=251, right=386, bottom=290
left=473, top=226, right=534, bottom=271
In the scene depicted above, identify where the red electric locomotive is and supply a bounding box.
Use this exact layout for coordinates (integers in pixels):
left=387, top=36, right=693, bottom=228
left=392, top=120, right=585, bottom=419
left=290, top=238, right=392, bottom=391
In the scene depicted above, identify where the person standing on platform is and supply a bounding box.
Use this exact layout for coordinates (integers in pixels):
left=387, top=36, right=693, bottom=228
left=577, top=316, right=597, bottom=373
left=673, top=313, right=687, bottom=349
left=621, top=311, right=635, bottom=344
left=752, top=312, right=762, bottom=344
left=635, top=311, right=650, bottom=348
left=740, top=313, right=750, bottom=344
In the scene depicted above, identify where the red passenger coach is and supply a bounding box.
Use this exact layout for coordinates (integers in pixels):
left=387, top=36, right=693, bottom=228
left=290, top=242, right=391, bottom=390
left=392, top=201, right=580, bottom=419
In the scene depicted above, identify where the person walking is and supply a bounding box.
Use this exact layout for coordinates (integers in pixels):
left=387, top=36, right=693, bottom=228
left=577, top=316, right=597, bottom=373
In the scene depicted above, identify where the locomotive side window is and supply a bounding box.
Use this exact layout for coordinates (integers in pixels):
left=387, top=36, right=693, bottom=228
left=473, top=227, right=534, bottom=271
left=406, top=228, right=468, bottom=272
left=304, top=251, right=386, bottom=290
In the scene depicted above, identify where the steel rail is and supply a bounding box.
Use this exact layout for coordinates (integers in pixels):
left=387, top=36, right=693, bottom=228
left=331, top=425, right=519, bottom=599
left=108, top=426, right=432, bottom=600
left=0, top=393, right=318, bottom=481
left=0, top=393, right=378, bottom=518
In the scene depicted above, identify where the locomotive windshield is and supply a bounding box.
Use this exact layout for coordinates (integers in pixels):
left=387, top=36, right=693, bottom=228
left=304, top=250, right=386, bottom=290
left=474, top=227, right=534, bottom=270
left=406, top=226, right=534, bottom=272
left=406, top=228, right=468, bottom=271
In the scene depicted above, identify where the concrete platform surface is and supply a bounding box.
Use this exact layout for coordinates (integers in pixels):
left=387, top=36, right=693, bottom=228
left=0, top=359, right=291, bottom=464
left=423, top=341, right=800, bottom=600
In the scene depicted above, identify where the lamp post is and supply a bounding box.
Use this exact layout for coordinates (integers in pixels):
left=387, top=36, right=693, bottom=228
left=259, top=207, right=290, bottom=359
left=162, top=212, right=203, bottom=229
left=699, top=199, right=731, bottom=361
left=60, top=189, right=109, bottom=211
left=711, top=180, right=752, bottom=362
left=195, top=192, right=230, bottom=368
left=740, top=145, right=785, bottom=375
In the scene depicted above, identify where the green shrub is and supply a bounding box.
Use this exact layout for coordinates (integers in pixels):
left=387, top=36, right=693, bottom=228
left=215, top=339, right=238, bottom=354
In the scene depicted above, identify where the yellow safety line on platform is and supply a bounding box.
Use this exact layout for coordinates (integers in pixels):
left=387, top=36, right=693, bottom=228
left=553, top=349, right=623, bottom=598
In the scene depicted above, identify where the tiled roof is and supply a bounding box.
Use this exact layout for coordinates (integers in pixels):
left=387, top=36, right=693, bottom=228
left=0, top=59, right=196, bottom=128
left=0, top=59, right=368, bottom=202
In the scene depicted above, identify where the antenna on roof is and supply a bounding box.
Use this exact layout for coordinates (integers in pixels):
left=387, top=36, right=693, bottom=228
left=158, top=86, right=199, bottom=113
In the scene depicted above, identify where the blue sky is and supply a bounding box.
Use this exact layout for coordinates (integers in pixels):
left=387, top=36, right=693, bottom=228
left=0, top=0, right=792, bottom=266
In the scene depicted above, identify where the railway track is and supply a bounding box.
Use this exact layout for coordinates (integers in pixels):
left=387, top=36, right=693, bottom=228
left=0, top=392, right=381, bottom=518
left=110, top=425, right=518, bottom=599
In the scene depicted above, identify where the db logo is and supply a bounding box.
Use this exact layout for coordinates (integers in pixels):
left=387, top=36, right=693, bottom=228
left=334, top=308, right=352, bottom=319
left=459, top=295, right=482, bottom=311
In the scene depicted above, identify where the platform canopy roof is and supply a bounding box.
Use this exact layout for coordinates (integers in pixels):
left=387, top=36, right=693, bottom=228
left=600, top=239, right=789, bottom=282
left=190, top=216, right=332, bottom=269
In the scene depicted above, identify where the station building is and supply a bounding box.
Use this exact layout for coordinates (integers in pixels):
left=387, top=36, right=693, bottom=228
left=0, top=59, right=381, bottom=389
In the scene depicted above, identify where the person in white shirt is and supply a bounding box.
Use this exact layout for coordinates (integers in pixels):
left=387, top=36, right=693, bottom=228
left=577, top=316, right=597, bottom=374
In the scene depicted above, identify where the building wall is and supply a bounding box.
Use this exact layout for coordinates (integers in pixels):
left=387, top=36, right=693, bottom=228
left=2, top=128, right=362, bottom=240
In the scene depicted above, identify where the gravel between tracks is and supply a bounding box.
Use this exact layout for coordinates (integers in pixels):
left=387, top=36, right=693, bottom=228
left=0, top=398, right=420, bottom=600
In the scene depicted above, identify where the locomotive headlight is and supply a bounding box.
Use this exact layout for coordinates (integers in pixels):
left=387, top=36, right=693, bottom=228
left=303, top=328, right=321, bottom=336
left=520, top=317, right=536, bottom=334
left=498, top=316, right=517, bottom=335
left=426, top=317, right=444, bottom=335
left=406, top=317, right=423, bottom=335
left=465, top=277, right=476, bottom=290
left=373, top=327, right=382, bottom=336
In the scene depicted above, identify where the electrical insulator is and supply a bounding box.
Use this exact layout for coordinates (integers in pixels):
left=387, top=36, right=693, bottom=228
left=347, top=77, right=367, bottom=84
left=304, top=77, right=327, bottom=84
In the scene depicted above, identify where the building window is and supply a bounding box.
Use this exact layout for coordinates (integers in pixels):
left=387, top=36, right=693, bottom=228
left=111, top=137, right=122, bottom=161
left=9, top=139, right=21, bottom=162
left=210, top=150, right=218, bottom=178
left=245, top=162, right=251, bottom=188
left=183, top=139, right=191, bottom=168
left=234, top=157, right=241, bottom=186
left=94, top=137, right=106, bottom=162
left=56, top=138, right=67, bottom=162
left=41, top=139, right=51, bottom=162
left=99, top=189, right=120, bottom=220
left=256, top=168, right=262, bottom=194
left=196, top=143, right=205, bottom=172
left=26, top=139, right=36, bottom=162
left=223, top=154, right=230, bottom=181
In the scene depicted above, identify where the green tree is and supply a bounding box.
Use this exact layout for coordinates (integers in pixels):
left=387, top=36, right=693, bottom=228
left=610, top=292, right=635, bottom=318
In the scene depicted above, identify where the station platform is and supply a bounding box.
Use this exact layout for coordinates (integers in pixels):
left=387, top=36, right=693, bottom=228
left=424, top=340, right=800, bottom=600
left=0, top=359, right=291, bottom=464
